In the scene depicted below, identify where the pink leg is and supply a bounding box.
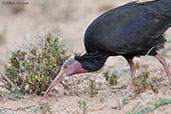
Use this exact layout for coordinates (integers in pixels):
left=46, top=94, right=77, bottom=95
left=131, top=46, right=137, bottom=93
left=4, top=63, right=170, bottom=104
left=126, top=58, right=136, bottom=94
left=155, top=54, right=171, bottom=84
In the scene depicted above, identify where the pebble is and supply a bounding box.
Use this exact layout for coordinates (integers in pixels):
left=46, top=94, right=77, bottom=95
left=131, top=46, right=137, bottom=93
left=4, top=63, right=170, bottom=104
left=111, top=106, right=117, bottom=109
left=0, top=109, right=6, bottom=114
left=168, top=60, right=171, bottom=66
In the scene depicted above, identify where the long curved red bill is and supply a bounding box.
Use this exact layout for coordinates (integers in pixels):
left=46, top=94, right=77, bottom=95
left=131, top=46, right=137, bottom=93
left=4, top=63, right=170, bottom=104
left=43, top=70, right=65, bottom=99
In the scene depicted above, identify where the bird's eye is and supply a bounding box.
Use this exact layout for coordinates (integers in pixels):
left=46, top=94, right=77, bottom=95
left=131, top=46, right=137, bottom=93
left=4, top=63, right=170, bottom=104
left=62, top=57, right=75, bottom=69
left=64, top=65, right=69, bottom=69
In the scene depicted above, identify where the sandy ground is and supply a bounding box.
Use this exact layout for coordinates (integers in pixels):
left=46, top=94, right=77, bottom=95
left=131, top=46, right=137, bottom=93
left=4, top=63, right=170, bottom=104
left=0, top=0, right=171, bottom=114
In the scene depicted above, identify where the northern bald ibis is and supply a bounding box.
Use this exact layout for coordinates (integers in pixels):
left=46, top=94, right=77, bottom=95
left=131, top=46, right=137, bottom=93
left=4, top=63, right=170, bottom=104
left=43, top=0, right=171, bottom=98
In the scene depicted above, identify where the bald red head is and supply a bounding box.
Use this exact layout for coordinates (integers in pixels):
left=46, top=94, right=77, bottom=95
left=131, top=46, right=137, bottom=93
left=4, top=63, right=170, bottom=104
left=43, top=60, right=88, bottom=98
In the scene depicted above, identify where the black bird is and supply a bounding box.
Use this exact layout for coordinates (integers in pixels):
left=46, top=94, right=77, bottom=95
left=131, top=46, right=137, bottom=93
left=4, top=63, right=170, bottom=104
left=44, top=0, right=171, bottom=98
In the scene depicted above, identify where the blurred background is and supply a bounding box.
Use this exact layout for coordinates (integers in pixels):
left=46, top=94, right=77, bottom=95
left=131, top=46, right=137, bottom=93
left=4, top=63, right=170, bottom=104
left=0, top=0, right=170, bottom=61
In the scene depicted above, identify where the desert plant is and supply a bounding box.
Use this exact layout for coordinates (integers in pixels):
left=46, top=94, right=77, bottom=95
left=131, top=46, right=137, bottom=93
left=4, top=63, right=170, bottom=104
left=78, top=100, right=87, bottom=114
left=126, top=98, right=171, bottom=114
left=147, top=97, right=171, bottom=109
left=103, top=71, right=109, bottom=81
left=135, top=62, right=140, bottom=69
left=132, top=67, right=159, bottom=95
left=109, top=74, right=118, bottom=85
left=103, top=71, right=118, bottom=85
left=126, top=101, right=141, bottom=114
left=3, top=32, right=69, bottom=95
left=39, top=102, right=52, bottom=114
left=88, top=79, right=98, bottom=97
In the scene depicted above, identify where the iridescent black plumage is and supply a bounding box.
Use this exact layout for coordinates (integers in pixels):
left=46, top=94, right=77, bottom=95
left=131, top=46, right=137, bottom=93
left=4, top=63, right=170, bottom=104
left=76, top=0, right=171, bottom=71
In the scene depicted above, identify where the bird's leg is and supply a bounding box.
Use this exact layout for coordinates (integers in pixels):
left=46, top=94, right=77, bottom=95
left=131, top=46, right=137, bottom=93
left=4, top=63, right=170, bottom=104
left=125, top=58, right=136, bottom=94
left=154, top=54, right=171, bottom=84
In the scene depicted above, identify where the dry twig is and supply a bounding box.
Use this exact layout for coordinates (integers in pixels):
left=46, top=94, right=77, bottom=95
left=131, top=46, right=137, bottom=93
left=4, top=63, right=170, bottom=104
left=0, top=71, right=16, bottom=88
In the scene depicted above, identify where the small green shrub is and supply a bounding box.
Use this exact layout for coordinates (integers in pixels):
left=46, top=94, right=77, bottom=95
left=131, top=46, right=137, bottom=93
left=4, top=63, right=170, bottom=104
left=126, top=98, right=171, bottom=114
left=39, top=102, right=52, bottom=114
left=88, top=79, right=98, bottom=97
left=103, top=71, right=109, bottom=81
left=3, top=32, right=69, bottom=95
left=147, top=97, right=171, bottom=109
left=78, top=100, right=87, bottom=114
left=135, top=62, right=140, bottom=69
left=109, top=74, right=118, bottom=85
left=126, top=101, right=141, bottom=114
left=103, top=71, right=118, bottom=85
left=132, top=68, right=159, bottom=95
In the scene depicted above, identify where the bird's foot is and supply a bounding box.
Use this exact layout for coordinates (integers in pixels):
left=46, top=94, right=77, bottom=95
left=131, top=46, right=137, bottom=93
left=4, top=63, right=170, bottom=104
left=121, top=93, right=134, bottom=105
left=122, top=86, right=134, bottom=105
